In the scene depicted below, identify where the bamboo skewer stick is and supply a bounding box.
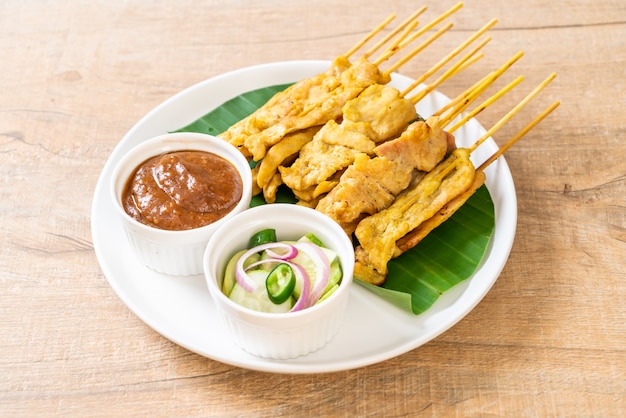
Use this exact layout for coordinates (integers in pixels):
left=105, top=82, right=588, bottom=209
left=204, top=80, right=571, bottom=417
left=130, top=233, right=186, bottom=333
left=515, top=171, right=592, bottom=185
left=469, top=72, right=557, bottom=153
left=448, top=75, right=525, bottom=133
left=437, top=51, right=524, bottom=126
left=404, top=38, right=489, bottom=101
left=433, top=71, right=495, bottom=117
left=397, top=2, right=464, bottom=50
left=375, top=19, right=422, bottom=65
left=382, top=22, right=454, bottom=71
left=477, top=100, right=560, bottom=171
left=433, top=158, right=462, bottom=183
left=299, top=9, right=560, bottom=272
left=374, top=2, right=463, bottom=65
left=408, top=36, right=489, bottom=103
left=401, top=18, right=498, bottom=97
left=344, top=13, right=396, bottom=59
left=449, top=45, right=487, bottom=74
left=361, top=7, right=427, bottom=59
left=438, top=72, right=498, bottom=127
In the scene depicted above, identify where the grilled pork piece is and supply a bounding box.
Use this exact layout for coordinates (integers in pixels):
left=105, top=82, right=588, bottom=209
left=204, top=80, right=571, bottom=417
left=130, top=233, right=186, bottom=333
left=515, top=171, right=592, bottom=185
left=218, top=56, right=352, bottom=157
left=235, top=58, right=391, bottom=162
left=316, top=116, right=449, bottom=234
left=354, top=147, right=476, bottom=280
left=279, top=84, right=417, bottom=202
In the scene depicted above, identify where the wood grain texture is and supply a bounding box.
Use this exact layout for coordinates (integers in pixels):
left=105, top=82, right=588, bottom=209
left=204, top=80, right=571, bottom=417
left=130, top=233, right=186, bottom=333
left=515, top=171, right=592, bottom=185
left=1, top=0, right=624, bottom=416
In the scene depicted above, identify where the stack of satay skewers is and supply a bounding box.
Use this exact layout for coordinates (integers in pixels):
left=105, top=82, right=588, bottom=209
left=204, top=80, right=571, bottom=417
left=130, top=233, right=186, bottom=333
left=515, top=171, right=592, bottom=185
left=217, top=3, right=560, bottom=286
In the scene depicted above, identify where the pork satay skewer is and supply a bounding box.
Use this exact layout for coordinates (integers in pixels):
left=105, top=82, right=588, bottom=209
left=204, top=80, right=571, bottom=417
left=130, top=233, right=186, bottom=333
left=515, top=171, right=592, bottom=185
left=354, top=76, right=559, bottom=284
left=278, top=25, right=502, bottom=199
left=219, top=11, right=416, bottom=155
left=277, top=44, right=529, bottom=245
left=353, top=146, right=477, bottom=282
left=311, top=42, right=509, bottom=226
left=278, top=33, right=490, bottom=204
left=312, top=49, right=519, bottom=232
left=242, top=11, right=465, bottom=161
left=312, top=54, right=518, bottom=212
left=397, top=100, right=560, bottom=253
left=251, top=13, right=475, bottom=199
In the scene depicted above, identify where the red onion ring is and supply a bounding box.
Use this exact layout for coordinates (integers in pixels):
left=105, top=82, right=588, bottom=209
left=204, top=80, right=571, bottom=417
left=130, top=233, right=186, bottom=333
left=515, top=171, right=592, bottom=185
left=234, top=243, right=298, bottom=292
left=286, top=261, right=310, bottom=312
left=294, top=242, right=330, bottom=306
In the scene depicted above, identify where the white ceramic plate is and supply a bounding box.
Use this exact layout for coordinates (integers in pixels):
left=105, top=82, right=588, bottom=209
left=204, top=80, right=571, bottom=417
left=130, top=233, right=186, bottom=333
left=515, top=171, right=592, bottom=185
left=91, top=61, right=517, bottom=374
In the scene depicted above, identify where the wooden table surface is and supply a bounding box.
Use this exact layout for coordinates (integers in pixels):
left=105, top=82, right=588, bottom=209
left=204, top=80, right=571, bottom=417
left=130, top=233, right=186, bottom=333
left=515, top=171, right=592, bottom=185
left=2, top=0, right=624, bottom=416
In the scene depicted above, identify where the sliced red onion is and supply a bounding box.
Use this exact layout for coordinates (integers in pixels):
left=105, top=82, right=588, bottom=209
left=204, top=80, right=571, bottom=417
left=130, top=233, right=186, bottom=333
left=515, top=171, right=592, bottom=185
left=234, top=252, right=257, bottom=293
left=286, top=261, right=310, bottom=312
left=294, top=242, right=330, bottom=306
left=234, top=242, right=298, bottom=293
left=258, top=242, right=298, bottom=260
left=244, top=258, right=279, bottom=271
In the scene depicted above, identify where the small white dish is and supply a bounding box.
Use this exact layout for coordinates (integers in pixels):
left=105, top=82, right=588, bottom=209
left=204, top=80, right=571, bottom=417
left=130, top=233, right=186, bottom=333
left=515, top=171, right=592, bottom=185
left=109, top=132, right=253, bottom=276
left=203, top=204, right=355, bottom=359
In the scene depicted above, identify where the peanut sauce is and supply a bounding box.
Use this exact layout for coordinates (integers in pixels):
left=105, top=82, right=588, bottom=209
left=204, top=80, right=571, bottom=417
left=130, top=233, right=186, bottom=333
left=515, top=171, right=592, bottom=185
left=122, top=151, right=243, bottom=230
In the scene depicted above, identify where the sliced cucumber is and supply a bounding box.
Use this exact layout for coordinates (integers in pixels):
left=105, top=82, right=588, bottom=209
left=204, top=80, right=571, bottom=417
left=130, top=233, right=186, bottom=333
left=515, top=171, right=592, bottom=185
left=298, top=233, right=326, bottom=247
left=316, top=283, right=339, bottom=305
left=289, top=250, right=314, bottom=299
left=222, top=250, right=262, bottom=296
left=290, top=243, right=340, bottom=299
left=228, top=270, right=293, bottom=313
left=222, top=249, right=247, bottom=296
left=326, top=258, right=343, bottom=289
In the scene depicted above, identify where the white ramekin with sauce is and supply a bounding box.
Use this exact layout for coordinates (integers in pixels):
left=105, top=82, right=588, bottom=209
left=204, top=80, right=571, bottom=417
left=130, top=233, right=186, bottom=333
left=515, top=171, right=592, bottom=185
left=110, top=132, right=253, bottom=276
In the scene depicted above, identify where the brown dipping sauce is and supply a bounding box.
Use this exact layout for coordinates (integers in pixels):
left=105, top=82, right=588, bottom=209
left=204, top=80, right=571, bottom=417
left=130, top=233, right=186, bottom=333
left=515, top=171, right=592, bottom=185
left=122, top=150, right=243, bottom=230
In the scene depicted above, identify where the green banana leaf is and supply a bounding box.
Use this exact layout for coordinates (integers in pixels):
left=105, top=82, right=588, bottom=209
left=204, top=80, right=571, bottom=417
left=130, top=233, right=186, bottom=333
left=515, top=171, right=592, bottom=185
left=175, top=84, right=495, bottom=315
left=176, top=83, right=293, bottom=136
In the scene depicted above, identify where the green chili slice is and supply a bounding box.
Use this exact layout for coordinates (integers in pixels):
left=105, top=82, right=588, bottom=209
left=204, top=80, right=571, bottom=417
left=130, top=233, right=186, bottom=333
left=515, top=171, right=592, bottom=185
left=265, top=263, right=296, bottom=305
left=248, top=228, right=277, bottom=248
